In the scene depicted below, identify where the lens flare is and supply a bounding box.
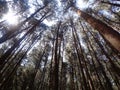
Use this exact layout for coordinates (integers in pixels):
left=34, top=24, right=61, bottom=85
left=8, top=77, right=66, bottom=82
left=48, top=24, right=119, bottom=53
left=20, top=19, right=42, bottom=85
left=3, top=9, right=19, bottom=25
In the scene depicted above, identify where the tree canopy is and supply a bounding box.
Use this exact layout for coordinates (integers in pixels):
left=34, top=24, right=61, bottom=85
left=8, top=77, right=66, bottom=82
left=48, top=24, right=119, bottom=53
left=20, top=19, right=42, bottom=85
left=0, top=0, right=120, bottom=90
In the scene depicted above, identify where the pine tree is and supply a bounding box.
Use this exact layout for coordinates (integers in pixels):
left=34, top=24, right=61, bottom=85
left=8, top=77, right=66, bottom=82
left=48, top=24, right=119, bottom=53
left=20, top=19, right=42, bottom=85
left=0, top=0, right=120, bottom=90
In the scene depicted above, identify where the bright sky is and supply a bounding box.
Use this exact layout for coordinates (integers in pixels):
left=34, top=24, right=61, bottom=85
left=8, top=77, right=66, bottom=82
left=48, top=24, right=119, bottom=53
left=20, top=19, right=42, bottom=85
left=56, top=0, right=62, bottom=7
left=98, top=10, right=114, bottom=19
left=1, top=0, right=116, bottom=27
left=76, top=0, right=95, bottom=10
left=1, top=1, right=20, bottom=26
left=2, top=8, right=19, bottom=25
left=1, top=0, right=96, bottom=26
left=76, top=0, right=88, bottom=9
left=43, top=19, right=57, bottom=27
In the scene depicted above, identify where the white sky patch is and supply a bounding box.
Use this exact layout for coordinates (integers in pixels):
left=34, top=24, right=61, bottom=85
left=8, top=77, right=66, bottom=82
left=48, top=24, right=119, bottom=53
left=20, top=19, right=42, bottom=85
left=28, top=0, right=36, bottom=13
left=56, top=0, right=61, bottom=7
left=112, top=7, right=120, bottom=13
left=98, top=10, right=114, bottom=19
left=6, top=0, right=12, bottom=1
left=28, top=0, right=43, bottom=14
left=29, top=6, right=36, bottom=14
left=79, top=37, right=87, bottom=49
left=89, top=0, right=95, bottom=3
left=43, top=19, right=57, bottom=26
left=77, top=30, right=87, bottom=49
left=17, top=31, right=26, bottom=38
left=63, top=51, right=68, bottom=62
left=76, top=0, right=89, bottom=9
left=76, top=0, right=95, bottom=10
left=109, top=0, right=120, bottom=4
left=2, top=8, right=19, bottom=25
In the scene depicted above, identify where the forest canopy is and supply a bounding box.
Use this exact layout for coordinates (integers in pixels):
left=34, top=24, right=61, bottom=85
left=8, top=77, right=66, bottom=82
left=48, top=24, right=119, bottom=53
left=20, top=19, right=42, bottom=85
left=0, top=0, right=120, bottom=90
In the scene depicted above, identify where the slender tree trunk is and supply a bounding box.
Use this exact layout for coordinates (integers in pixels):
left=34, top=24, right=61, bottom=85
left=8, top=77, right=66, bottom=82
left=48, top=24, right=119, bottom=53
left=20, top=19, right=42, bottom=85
left=72, top=26, right=89, bottom=90
left=72, top=21, right=95, bottom=90
left=79, top=21, right=114, bottom=90
left=53, top=22, right=61, bottom=90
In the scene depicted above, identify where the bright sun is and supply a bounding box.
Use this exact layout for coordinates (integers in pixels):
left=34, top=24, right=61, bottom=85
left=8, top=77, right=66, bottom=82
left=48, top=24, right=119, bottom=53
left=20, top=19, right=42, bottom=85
left=3, top=9, right=19, bottom=25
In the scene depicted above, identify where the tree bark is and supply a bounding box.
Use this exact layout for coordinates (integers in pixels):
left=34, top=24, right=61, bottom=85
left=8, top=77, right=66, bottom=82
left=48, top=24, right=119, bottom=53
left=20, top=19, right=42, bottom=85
left=76, top=9, right=120, bottom=52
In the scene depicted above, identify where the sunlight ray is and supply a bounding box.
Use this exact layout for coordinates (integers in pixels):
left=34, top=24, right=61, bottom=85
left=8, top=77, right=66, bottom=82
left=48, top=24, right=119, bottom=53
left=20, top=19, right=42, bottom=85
left=2, top=9, right=19, bottom=25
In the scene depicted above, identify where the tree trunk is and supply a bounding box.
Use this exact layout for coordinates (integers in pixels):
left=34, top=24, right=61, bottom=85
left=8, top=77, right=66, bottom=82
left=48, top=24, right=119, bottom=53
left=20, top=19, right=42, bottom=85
left=76, top=9, right=120, bottom=52
left=53, top=22, right=61, bottom=90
